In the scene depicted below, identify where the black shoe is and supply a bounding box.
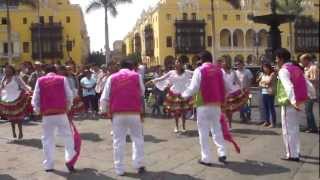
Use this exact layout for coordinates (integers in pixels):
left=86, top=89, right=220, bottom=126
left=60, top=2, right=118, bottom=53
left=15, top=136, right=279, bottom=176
left=66, top=163, right=76, bottom=173
left=281, top=157, right=300, bottom=162
left=45, top=169, right=54, bottom=172
left=138, top=167, right=146, bottom=174
left=198, top=160, right=212, bottom=167
left=218, top=156, right=227, bottom=164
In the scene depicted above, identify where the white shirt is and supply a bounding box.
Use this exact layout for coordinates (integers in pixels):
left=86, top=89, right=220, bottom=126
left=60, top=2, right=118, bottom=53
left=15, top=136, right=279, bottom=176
left=152, top=70, right=193, bottom=94
left=222, top=69, right=241, bottom=94
left=80, top=76, right=96, bottom=96
left=99, top=69, right=145, bottom=113
left=31, top=74, right=74, bottom=114
left=182, top=63, right=229, bottom=99
left=236, top=68, right=253, bottom=89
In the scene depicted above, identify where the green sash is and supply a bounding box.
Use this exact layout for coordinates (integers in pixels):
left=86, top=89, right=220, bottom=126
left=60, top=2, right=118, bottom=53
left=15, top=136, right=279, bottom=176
left=195, top=92, right=204, bottom=107
left=276, top=79, right=289, bottom=106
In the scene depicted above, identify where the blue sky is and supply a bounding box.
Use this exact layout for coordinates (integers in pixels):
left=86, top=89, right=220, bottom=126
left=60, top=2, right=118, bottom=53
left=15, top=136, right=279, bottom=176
left=70, top=0, right=158, bottom=51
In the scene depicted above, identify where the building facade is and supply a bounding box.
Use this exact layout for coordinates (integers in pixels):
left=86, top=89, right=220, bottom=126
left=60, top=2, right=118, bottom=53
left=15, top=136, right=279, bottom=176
left=123, top=0, right=319, bottom=68
left=0, top=0, right=90, bottom=65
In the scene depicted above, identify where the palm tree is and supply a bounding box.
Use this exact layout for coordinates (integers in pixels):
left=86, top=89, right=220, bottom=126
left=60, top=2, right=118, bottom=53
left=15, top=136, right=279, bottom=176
left=4, top=0, right=37, bottom=64
left=276, top=0, right=304, bottom=56
left=86, top=0, right=132, bottom=65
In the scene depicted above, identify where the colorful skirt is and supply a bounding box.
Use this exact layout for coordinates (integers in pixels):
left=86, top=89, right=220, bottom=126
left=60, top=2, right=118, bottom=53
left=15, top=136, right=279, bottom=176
left=222, top=89, right=249, bottom=113
left=163, top=90, right=193, bottom=117
left=0, top=92, right=32, bottom=122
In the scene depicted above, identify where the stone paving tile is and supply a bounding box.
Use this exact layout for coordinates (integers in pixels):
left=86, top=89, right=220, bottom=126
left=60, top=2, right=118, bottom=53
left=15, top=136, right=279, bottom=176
left=0, top=104, right=319, bottom=180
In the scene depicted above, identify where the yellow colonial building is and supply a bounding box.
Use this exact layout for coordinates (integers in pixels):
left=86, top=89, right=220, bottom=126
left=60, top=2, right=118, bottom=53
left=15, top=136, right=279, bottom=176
left=123, top=0, right=319, bottom=68
left=0, top=0, right=90, bottom=65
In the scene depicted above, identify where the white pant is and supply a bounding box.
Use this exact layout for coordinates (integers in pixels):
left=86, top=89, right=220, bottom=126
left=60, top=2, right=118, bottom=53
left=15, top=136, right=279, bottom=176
left=281, top=106, right=302, bottom=158
left=41, top=114, right=75, bottom=170
left=197, top=106, right=226, bottom=163
left=112, top=114, right=144, bottom=174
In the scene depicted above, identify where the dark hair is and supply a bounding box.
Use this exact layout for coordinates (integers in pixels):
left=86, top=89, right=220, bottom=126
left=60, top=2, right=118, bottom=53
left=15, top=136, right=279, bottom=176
left=198, top=50, right=213, bottom=63
left=120, top=58, right=133, bottom=70
left=5, top=65, right=16, bottom=75
left=261, top=63, right=274, bottom=74
left=176, top=56, right=186, bottom=74
left=275, top=48, right=291, bottom=62
left=44, top=64, right=57, bottom=74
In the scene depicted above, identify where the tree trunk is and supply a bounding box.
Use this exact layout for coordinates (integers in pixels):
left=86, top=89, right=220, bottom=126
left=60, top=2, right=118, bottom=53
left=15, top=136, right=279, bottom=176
left=6, top=0, right=13, bottom=64
left=105, top=8, right=110, bottom=65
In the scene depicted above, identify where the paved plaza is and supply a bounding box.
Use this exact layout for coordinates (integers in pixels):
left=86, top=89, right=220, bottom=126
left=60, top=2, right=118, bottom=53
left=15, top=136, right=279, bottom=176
left=0, top=101, right=319, bottom=180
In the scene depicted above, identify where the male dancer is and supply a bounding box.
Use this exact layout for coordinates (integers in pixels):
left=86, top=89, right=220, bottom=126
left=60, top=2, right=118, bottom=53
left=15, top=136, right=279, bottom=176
left=276, top=48, right=313, bottom=161
left=182, top=51, right=227, bottom=165
left=100, top=59, right=145, bottom=176
left=32, top=65, right=76, bottom=172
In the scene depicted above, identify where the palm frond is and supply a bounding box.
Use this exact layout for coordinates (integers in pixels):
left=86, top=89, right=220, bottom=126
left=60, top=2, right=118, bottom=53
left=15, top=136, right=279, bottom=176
left=86, top=0, right=104, bottom=13
left=108, top=3, right=118, bottom=17
left=276, top=0, right=304, bottom=15
left=223, top=0, right=241, bottom=9
left=19, top=0, right=38, bottom=8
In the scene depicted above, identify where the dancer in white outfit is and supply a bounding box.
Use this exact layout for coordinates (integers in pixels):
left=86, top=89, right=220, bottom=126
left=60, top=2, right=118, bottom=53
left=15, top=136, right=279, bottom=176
left=100, top=59, right=146, bottom=176
left=275, top=48, right=315, bottom=162
left=182, top=51, right=228, bottom=165
left=32, top=65, right=76, bottom=172
left=148, top=56, right=193, bottom=133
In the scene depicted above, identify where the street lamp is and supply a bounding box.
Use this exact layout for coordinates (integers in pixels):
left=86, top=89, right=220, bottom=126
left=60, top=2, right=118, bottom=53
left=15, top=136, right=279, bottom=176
left=210, top=0, right=215, bottom=59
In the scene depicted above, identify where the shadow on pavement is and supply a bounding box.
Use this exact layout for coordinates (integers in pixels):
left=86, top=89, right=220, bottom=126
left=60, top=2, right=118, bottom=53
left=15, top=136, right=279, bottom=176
left=124, top=171, right=203, bottom=180
left=180, top=130, right=198, bottom=137
left=52, top=168, right=116, bottom=180
left=80, top=133, right=104, bottom=142
left=22, top=122, right=39, bottom=126
left=126, top=135, right=168, bottom=143
left=0, top=174, right=17, bottom=180
left=8, top=138, right=42, bottom=149
left=231, top=129, right=279, bottom=136
left=299, top=159, right=319, bottom=165
left=300, top=155, right=319, bottom=161
left=225, top=160, right=290, bottom=175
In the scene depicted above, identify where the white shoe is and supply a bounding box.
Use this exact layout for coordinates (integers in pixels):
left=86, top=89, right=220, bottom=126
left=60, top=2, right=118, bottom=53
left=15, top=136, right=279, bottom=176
left=181, top=129, right=187, bottom=133
left=174, top=128, right=179, bottom=133
left=110, top=131, right=113, bottom=136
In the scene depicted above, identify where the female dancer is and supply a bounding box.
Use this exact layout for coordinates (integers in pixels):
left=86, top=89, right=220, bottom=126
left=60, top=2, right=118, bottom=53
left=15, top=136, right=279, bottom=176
left=148, top=56, right=193, bottom=133
left=220, top=57, right=249, bottom=129
left=0, top=65, right=32, bottom=139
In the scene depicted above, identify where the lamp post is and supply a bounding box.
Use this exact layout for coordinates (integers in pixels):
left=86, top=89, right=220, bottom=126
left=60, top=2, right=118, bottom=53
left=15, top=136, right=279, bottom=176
left=37, top=0, right=42, bottom=62
left=210, top=0, right=215, bottom=59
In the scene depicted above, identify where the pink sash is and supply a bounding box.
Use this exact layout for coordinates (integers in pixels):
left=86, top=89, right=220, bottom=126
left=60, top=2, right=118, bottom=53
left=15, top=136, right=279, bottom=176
left=220, top=114, right=240, bottom=153
left=66, top=115, right=82, bottom=168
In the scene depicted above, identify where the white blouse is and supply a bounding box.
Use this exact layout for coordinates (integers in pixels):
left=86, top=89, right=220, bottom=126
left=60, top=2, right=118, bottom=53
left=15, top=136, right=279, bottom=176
left=222, top=69, right=241, bottom=94
left=1, top=78, right=22, bottom=102
left=152, top=70, right=193, bottom=94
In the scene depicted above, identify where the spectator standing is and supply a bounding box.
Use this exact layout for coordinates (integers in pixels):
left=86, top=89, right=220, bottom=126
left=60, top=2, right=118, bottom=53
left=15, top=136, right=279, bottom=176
left=259, top=63, right=277, bottom=128
left=235, top=59, right=253, bottom=122
left=28, top=61, right=45, bottom=90
left=80, top=70, right=97, bottom=119
left=300, top=53, right=319, bottom=133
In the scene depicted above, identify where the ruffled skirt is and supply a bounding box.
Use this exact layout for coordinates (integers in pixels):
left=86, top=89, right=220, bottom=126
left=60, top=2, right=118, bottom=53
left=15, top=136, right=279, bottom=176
left=222, top=89, right=249, bottom=113
left=0, top=91, right=32, bottom=122
left=163, top=90, right=193, bottom=117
